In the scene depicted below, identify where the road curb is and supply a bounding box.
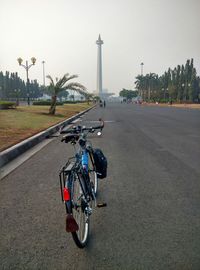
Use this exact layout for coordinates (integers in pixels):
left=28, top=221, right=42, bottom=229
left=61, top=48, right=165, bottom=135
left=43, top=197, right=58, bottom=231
left=0, top=105, right=95, bottom=168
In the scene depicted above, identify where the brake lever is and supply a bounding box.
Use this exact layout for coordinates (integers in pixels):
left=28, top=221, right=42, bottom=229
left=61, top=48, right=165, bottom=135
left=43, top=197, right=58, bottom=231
left=59, top=125, right=65, bottom=133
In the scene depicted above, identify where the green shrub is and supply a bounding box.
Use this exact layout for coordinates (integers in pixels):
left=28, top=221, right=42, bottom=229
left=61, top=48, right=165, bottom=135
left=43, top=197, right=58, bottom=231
left=0, top=101, right=16, bottom=109
left=33, top=100, right=64, bottom=106
left=159, top=99, right=168, bottom=103
left=63, top=100, right=86, bottom=104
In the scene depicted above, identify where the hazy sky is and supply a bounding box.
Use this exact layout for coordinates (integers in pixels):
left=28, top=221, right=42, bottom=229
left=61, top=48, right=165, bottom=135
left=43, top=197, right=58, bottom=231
left=1, top=0, right=200, bottom=95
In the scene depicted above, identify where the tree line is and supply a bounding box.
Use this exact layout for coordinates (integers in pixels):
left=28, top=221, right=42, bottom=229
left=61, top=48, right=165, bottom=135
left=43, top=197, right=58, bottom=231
left=0, top=71, right=89, bottom=103
left=135, top=59, right=200, bottom=103
left=0, top=71, right=43, bottom=99
left=119, top=89, right=138, bottom=100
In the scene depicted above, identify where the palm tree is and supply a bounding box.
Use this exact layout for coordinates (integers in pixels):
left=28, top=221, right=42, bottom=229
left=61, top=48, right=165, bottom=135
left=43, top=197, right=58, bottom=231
left=135, top=75, right=145, bottom=98
left=84, top=93, right=94, bottom=104
left=144, top=73, right=157, bottom=101
left=69, top=94, right=75, bottom=101
left=46, top=73, right=86, bottom=115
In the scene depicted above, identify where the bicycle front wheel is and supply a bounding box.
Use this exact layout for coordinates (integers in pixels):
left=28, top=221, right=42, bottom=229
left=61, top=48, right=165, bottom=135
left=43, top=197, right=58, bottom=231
left=70, top=172, right=89, bottom=248
left=88, top=152, right=98, bottom=196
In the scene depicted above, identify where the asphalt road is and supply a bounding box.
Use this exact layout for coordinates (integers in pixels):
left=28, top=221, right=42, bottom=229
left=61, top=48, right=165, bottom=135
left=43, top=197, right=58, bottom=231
left=1, top=103, right=200, bottom=270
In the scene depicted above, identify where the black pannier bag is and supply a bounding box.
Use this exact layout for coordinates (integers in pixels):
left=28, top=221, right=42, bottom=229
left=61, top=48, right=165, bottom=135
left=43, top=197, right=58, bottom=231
left=93, top=148, right=107, bottom=179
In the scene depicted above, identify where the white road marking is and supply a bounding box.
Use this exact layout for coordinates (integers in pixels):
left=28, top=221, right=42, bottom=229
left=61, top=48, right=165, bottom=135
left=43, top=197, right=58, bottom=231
left=71, top=118, right=81, bottom=124
left=86, top=120, right=115, bottom=123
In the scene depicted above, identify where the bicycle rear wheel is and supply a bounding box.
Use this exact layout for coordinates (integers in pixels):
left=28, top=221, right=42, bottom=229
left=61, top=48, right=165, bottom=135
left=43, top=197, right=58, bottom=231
left=70, top=172, right=89, bottom=248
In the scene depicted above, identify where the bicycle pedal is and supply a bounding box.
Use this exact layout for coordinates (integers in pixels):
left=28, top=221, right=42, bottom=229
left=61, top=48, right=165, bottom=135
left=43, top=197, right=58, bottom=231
left=85, top=206, right=92, bottom=215
left=97, top=203, right=107, bottom=208
left=66, top=214, right=79, bottom=232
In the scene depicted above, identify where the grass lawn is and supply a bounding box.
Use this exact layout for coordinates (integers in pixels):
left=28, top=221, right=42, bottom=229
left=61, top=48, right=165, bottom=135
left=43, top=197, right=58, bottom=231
left=0, top=103, right=92, bottom=152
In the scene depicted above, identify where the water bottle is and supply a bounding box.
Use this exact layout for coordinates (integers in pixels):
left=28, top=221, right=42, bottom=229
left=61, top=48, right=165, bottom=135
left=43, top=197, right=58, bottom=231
left=81, top=150, right=88, bottom=171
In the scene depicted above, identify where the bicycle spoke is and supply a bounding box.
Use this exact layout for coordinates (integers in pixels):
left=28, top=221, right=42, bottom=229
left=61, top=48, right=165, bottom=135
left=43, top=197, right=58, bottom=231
left=70, top=173, right=89, bottom=247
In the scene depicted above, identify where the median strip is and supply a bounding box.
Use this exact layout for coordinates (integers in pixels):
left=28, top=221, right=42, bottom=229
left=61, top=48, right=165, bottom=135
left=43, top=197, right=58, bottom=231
left=0, top=105, right=95, bottom=168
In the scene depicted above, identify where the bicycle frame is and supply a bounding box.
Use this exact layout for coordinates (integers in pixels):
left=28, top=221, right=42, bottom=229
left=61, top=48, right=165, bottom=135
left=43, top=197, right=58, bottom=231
left=59, top=132, right=96, bottom=207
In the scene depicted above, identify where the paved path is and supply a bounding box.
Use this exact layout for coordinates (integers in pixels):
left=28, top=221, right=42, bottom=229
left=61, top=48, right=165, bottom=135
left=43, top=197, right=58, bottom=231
left=1, top=103, right=200, bottom=270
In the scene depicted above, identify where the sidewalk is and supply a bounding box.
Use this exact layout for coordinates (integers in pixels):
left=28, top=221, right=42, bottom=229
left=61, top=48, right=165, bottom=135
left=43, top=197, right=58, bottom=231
left=142, top=102, right=200, bottom=110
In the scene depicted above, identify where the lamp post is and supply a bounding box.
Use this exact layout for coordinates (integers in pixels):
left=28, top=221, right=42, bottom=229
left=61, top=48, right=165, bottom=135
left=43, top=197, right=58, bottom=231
left=140, top=62, right=144, bottom=98
left=181, top=83, right=186, bottom=102
left=140, top=62, right=144, bottom=76
left=17, top=57, right=36, bottom=105
left=42, top=61, right=45, bottom=86
left=162, top=87, right=168, bottom=100
left=148, top=85, right=151, bottom=101
left=182, top=83, right=191, bottom=102
left=162, top=88, right=165, bottom=100
left=166, top=87, right=169, bottom=102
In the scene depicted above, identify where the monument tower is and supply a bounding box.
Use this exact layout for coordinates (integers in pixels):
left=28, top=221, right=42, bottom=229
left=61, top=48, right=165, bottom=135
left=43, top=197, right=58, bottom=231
left=96, top=34, right=103, bottom=98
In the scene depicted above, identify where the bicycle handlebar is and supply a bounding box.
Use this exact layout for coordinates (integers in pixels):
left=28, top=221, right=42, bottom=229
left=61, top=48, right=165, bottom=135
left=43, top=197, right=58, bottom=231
left=60, top=119, right=104, bottom=134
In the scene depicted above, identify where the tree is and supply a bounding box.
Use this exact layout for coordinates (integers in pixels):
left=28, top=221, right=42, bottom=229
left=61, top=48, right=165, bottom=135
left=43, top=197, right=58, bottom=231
left=119, top=89, right=138, bottom=100
left=46, top=73, right=86, bottom=115
left=69, top=94, right=75, bottom=101
left=0, top=70, right=41, bottom=100
left=93, top=95, right=100, bottom=102
left=135, top=73, right=159, bottom=100
left=84, top=93, right=94, bottom=104
left=145, top=73, right=157, bottom=100
left=134, top=58, right=200, bottom=103
left=58, top=90, right=69, bottom=101
left=135, top=75, right=145, bottom=97
left=0, top=72, right=4, bottom=98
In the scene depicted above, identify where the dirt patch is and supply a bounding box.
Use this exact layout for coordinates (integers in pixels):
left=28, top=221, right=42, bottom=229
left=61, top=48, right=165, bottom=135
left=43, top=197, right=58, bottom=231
left=0, top=128, right=48, bottom=152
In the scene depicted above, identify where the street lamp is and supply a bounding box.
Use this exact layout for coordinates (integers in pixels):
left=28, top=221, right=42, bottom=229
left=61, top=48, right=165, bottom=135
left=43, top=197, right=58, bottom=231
left=162, top=88, right=167, bottom=100
left=162, top=88, right=165, bottom=100
left=17, top=57, right=36, bottom=105
left=42, top=61, right=45, bottom=86
left=140, top=62, right=144, bottom=98
left=182, top=83, right=191, bottom=102
left=167, top=87, right=169, bottom=95
left=140, top=62, right=144, bottom=76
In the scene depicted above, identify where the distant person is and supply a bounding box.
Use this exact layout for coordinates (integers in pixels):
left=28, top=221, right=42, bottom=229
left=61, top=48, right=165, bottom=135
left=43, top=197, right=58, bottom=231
left=103, top=100, right=106, bottom=108
left=99, top=99, right=103, bottom=107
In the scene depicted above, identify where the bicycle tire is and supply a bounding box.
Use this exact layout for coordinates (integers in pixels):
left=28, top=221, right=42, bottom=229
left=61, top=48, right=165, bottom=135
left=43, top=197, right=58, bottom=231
left=69, top=172, right=90, bottom=248
left=88, top=152, right=98, bottom=196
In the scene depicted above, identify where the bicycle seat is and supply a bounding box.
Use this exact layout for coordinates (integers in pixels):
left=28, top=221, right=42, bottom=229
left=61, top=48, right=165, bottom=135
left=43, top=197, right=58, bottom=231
left=61, top=134, right=79, bottom=143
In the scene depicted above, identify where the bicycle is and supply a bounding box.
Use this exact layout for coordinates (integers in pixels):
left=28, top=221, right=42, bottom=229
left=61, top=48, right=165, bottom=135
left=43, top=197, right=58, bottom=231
left=59, top=119, right=107, bottom=248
